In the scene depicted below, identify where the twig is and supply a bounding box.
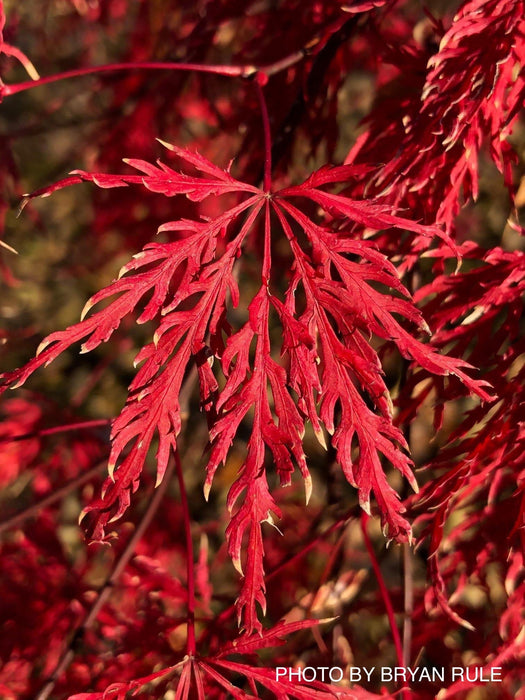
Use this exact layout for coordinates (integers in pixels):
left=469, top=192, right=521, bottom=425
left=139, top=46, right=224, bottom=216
left=308, top=527, right=348, bottom=654
left=403, top=542, right=414, bottom=666
left=175, top=450, right=196, bottom=657
left=0, top=461, right=106, bottom=536
left=0, top=14, right=363, bottom=106
left=0, top=418, right=110, bottom=444
left=254, top=77, right=272, bottom=194
left=0, top=49, right=312, bottom=101
left=397, top=279, right=416, bottom=671
left=361, top=513, right=411, bottom=700
left=1, top=61, right=247, bottom=99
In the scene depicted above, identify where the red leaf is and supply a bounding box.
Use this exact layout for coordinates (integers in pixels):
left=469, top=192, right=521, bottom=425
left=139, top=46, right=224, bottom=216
left=3, top=144, right=491, bottom=629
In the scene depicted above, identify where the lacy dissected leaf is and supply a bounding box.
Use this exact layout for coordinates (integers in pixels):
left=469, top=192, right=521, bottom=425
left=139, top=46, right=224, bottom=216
left=217, top=618, right=335, bottom=657
left=348, top=0, right=525, bottom=231
left=414, top=246, right=525, bottom=363
left=1, top=146, right=489, bottom=633
left=395, top=243, right=525, bottom=641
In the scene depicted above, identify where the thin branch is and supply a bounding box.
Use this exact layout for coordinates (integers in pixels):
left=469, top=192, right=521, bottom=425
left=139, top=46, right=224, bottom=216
left=361, top=513, right=411, bottom=700
left=1, top=61, right=246, bottom=98
left=268, top=507, right=359, bottom=583
left=308, top=527, right=347, bottom=654
left=397, top=278, right=416, bottom=671
left=175, top=450, right=197, bottom=657
left=0, top=418, right=110, bottom=444
left=72, top=357, right=113, bottom=406
left=34, top=457, right=175, bottom=700
left=403, top=542, right=414, bottom=666
left=0, top=461, right=106, bottom=536
left=254, top=77, right=272, bottom=193
left=307, top=526, right=347, bottom=614
left=0, top=17, right=359, bottom=103
left=0, top=50, right=313, bottom=101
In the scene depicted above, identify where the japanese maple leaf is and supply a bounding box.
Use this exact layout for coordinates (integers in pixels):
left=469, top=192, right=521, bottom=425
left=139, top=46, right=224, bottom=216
left=348, top=0, right=525, bottom=233
left=0, top=141, right=489, bottom=633
left=399, top=245, right=525, bottom=629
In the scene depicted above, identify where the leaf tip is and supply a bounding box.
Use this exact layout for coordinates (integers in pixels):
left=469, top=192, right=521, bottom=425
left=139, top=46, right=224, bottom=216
left=156, top=138, right=174, bottom=152
left=0, top=239, right=19, bottom=254
left=360, top=498, right=372, bottom=516
left=10, top=377, right=26, bottom=390
left=318, top=616, right=338, bottom=625
left=264, top=511, right=283, bottom=535
left=16, top=196, right=30, bottom=218
left=80, top=299, right=94, bottom=321
left=36, top=338, right=51, bottom=356
left=314, top=425, right=328, bottom=450
left=232, top=556, right=243, bottom=576
left=461, top=619, right=475, bottom=632
left=304, top=474, right=312, bottom=505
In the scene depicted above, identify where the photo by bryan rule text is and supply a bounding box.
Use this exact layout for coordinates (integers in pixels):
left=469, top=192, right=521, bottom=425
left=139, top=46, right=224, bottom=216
left=275, top=666, right=504, bottom=684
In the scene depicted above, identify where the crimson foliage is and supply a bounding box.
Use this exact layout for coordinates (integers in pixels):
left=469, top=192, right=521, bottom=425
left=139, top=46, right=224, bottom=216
left=0, top=1, right=524, bottom=699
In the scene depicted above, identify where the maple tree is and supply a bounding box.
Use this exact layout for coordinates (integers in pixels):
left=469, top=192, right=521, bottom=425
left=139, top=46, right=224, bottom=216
left=0, top=0, right=524, bottom=699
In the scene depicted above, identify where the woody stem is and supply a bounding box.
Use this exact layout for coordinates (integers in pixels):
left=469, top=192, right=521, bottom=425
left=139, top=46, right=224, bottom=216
left=175, top=450, right=197, bottom=656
